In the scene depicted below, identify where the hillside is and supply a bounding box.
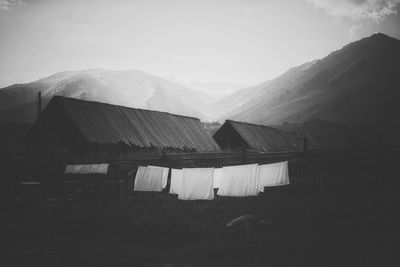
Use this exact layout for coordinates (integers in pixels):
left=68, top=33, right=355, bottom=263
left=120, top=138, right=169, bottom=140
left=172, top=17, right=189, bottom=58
left=163, top=75, right=245, bottom=97
left=0, top=69, right=215, bottom=123
left=219, top=33, right=400, bottom=128
left=1, top=33, right=399, bottom=129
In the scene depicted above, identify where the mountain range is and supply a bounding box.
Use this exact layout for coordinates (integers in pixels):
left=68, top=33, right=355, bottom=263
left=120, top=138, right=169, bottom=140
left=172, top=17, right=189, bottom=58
left=217, top=33, right=400, bottom=127
left=0, top=33, right=399, bottom=131
left=0, top=69, right=215, bottom=123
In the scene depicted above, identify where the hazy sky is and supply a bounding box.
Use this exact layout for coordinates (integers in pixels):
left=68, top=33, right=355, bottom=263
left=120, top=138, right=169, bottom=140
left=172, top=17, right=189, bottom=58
left=0, top=0, right=399, bottom=87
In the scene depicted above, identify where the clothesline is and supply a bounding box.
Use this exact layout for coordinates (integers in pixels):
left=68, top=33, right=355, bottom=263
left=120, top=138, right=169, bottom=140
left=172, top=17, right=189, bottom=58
left=133, top=161, right=290, bottom=200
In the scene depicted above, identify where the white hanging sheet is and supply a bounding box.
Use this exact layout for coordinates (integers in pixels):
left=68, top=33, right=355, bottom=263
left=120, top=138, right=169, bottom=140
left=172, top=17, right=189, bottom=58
left=169, top=168, right=183, bottom=195
left=213, top=168, right=223, bottom=189
left=217, top=164, right=259, bottom=197
left=178, top=167, right=214, bottom=200
left=64, top=165, right=74, bottom=174
left=79, top=164, right=91, bottom=174
left=134, top=166, right=169, bottom=192
left=148, top=165, right=169, bottom=188
left=64, top=163, right=109, bottom=174
left=96, top=163, right=109, bottom=174
left=257, top=161, right=289, bottom=192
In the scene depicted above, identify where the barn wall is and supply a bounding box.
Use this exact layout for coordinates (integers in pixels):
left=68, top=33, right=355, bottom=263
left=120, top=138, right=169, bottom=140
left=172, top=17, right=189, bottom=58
left=213, top=123, right=249, bottom=151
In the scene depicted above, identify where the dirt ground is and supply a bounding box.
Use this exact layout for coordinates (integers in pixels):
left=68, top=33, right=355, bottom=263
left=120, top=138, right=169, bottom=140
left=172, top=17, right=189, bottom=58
left=1, top=154, right=400, bottom=267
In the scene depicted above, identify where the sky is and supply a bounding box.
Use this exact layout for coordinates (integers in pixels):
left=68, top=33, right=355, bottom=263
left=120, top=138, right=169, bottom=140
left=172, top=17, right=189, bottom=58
left=0, top=0, right=399, bottom=88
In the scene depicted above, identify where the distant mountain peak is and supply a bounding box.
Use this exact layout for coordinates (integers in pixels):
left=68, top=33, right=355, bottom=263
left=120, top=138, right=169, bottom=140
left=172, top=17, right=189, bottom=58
left=370, top=32, right=392, bottom=39
left=350, top=32, right=399, bottom=48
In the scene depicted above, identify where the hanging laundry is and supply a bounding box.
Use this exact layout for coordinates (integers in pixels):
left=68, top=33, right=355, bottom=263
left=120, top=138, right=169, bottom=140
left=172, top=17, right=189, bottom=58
left=134, top=166, right=169, bottom=192
left=258, top=161, right=289, bottom=192
left=88, top=164, right=97, bottom=173
left=213, top=168, right=223, bottom=189
left=178, top=168, right=214, bottom=200
left=148, top=165, right=169, bottom=189
left=133, top=166, right=147, bottom=190
left=64, top=163, right=109, bottom=174
left=64, top=165, right=74, bottom=174
left=72, top=165, right=83, bottom=174
left=96, top=163, right=109, bottom=174
left=169, top=168, right=183, bottom=195
left=79, top=164, right=91, bottom=174
left=217, top=164, right=259, bottom=197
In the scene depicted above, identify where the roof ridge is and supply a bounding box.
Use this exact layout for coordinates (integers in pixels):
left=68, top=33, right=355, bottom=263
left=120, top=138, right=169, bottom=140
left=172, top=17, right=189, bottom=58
left=226, top=119, right=277, bottom=130
left=53, top=95, right=201, bottom=121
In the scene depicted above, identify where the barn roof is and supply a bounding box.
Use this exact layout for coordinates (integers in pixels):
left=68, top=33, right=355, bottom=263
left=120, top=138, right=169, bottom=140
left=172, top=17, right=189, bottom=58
left=0, top=121, right=30, bottom=155
left=215, top=120, right=300, bottom=152
left=27, top=96, right=220, bottom=152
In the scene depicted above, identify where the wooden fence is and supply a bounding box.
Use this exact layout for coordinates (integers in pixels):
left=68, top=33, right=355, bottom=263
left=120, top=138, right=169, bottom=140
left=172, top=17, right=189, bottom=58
left=14, top=149, right=400, bottom=206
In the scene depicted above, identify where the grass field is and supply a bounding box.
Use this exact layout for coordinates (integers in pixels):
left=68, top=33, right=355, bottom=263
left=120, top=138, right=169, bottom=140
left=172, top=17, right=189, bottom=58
left=1, top=152, right=400, bottom=267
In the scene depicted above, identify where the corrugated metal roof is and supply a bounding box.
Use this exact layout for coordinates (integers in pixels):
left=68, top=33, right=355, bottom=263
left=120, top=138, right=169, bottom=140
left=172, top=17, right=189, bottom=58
left=0, top=121, right=30, bottom=154
left=217, top=120, right=299, bottom=152
left=29, top=96, right=220, bottom=152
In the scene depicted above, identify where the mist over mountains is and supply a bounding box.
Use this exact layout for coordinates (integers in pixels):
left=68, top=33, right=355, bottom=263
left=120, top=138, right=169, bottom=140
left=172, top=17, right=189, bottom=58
left=1, top=33, right=399, bottom=130
left=162, top=75, right=245, bottom=97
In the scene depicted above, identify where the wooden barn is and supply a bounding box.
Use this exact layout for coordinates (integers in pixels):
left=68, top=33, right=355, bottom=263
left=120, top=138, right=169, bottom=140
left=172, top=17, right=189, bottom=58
left=25, top=96, right=220, bottom=157
left=213, top=120, right=317, bottom=152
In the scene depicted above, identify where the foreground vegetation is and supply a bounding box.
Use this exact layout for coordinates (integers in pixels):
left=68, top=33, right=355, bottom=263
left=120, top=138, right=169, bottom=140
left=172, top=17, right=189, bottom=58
left=1, top=152, right=400, bottom=267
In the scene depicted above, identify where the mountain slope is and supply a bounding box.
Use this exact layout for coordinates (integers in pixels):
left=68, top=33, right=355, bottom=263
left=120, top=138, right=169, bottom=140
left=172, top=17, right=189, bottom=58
left=163, top=75, right=245, bottom=97
left=2, top=33, right=399, bottom=126
left=220, top=33, right=400, bottom=127
left=0, top=69, right=215, bottom=123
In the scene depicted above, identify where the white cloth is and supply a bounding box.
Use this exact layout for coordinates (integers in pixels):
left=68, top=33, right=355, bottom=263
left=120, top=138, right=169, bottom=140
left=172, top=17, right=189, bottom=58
left=178, top=168, right=214, bottom=200
left=96, top=163, right=109, bottom=174
left=134, top=166, right=169, bottom=192
left=64, top=165, right=74, bottom=174
left=64, top=163, right=109, bottom=174
left=213, top=168, right=223, bottom=189
left=133, top=166, right=147, bottom=190
left=72, top=165, right=83, bottom=174
left=80, top=164, right=91, bottom=174
left=148, top=165, right=169, bottom=188
left=257, top=161, right=289, bottom=192
left=169, top=169, right=183, bottom=195
left=217, top=164, right=259, bottom=197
